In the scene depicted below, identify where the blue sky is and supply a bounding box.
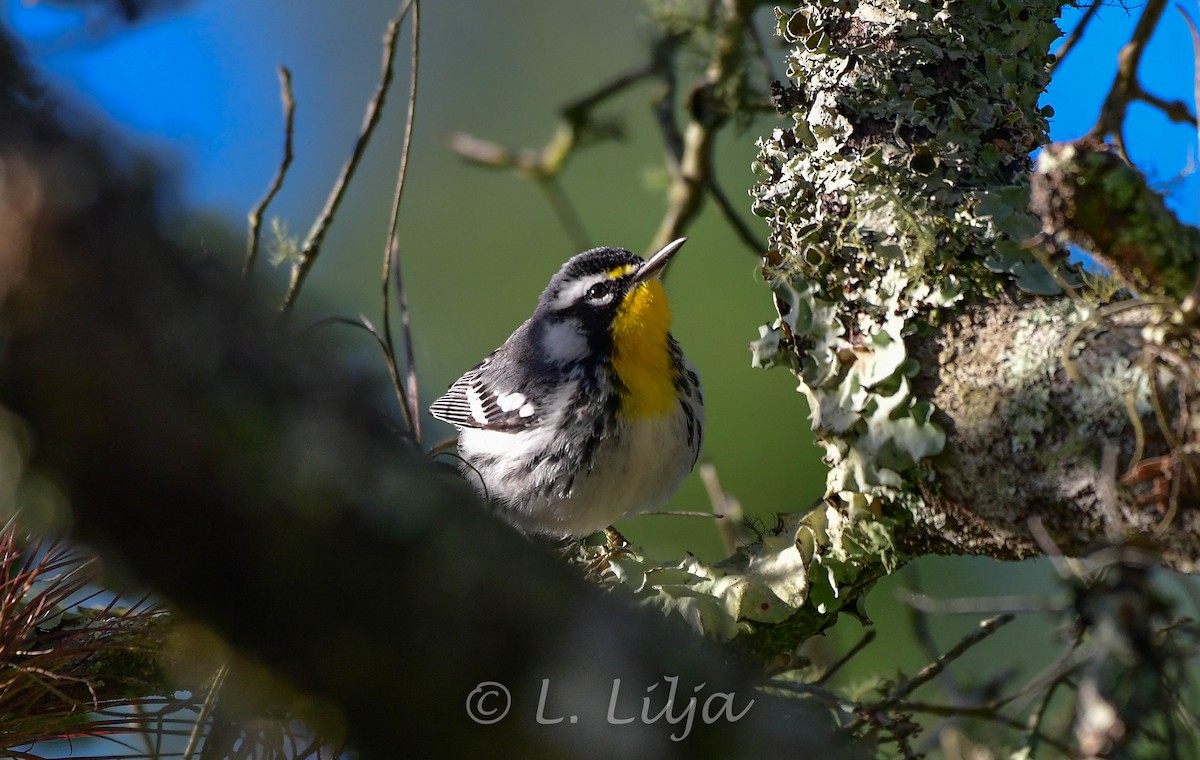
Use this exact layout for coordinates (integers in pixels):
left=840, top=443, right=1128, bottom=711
left=1047, top=1, right=1200, bottom=224
left=8, top=0, right=1198, bottom=225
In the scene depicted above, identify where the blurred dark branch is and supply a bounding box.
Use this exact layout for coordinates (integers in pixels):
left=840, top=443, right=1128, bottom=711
left=244, top=66, right=295, bottom=279
left=35, top=0, right=186, bottom=23
left=283, top=1, right=412, bottom=311
left=380, top=0, right=422, bottom=441
left=1031, top=139, right=1200, bottom=303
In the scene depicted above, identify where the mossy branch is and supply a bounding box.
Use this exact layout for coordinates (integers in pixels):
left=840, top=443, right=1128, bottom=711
left=1031, top=139, right=1200, bottom=304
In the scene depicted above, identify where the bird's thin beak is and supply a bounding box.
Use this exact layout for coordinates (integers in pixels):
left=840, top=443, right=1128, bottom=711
left=632, top=237, right=687, bottom=283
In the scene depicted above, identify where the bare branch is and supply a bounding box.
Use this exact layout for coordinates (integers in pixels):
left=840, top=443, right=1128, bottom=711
left=1050, top=1, right=1101, bottom=75
left=898, top=589, right=1066, bottom=615
left=815, top=629, right=876, bottom=686
left=245, top=66, right=295, bottom=279
left=847, top=614, right=1016, bottom=732
left=537, top=176, right=589, bottom=250
left=381, top=0, right=422, bottom=441
left=1087, top=0, right=1179, bottom=158
left=282, top=0, right=413, bottom=311
left=706, top=176, right=765, bottom=255
left=446, top=58, right=660, bottom=248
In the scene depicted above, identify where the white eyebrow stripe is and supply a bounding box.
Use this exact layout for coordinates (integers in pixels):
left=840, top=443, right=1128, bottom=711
left=548, top=273, right=609, bottom=311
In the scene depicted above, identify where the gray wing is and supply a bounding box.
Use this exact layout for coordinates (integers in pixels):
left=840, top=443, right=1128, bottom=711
left=429, top=357, right=542, bottom=432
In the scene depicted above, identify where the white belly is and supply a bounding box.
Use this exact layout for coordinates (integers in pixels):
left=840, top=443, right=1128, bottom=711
left=459, top=403, right=700, bottom=537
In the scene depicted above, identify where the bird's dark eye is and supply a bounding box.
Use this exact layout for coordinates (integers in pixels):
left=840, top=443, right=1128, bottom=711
left=586, top=282, right=611, bottom=301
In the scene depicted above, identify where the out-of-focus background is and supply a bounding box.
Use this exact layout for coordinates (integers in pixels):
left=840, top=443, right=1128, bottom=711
left=7, top=0, right=1200, bottom=708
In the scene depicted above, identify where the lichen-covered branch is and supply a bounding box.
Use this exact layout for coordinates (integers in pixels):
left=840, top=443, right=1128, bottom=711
left=909, top=297, right=1200, bottom=569
left=711, top=0, right=1200, bottom=654
left=571, top=0, right=1200, bottom=662
left=751, top=0, right=1063, bottom=524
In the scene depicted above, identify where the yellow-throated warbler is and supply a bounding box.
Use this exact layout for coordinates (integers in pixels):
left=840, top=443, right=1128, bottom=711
left=430, top=238, right=704, bottom=537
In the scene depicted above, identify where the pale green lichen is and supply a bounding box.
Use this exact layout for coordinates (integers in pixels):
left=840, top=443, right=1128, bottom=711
left=597, top=505, right=903, bottom=654
left=998, top=301, right=1155, bottom=449
left=751, top=0, right=1064, bottom=517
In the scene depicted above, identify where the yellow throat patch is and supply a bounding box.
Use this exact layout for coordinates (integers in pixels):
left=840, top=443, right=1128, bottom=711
left=610, top=279, right=674, bottom=419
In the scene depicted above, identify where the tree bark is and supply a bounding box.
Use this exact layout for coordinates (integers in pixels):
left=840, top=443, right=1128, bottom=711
left=747, top=0, right=1200, bottom=578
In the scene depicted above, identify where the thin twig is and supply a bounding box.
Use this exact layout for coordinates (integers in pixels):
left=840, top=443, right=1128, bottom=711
left=1051, top=1, right=1101, bottom=75
left=181, top=664, right=229, bottom=760
left=706, top=176, right=765, bottom=255
left=1027, top=515, right=1077, bottom=579
left=698, top=462, right=741, bottom=555
left=282, top=0, right=414, bottom=311
left=1087, top=0, right=1170, bottom=159
left=245, top=66, right=295, bottom=278
left=897, top=589, right=1066, bottom=615
left=644, top=510, right=725, bottom=519
left=902, top=566, right=943, bottom=666
left=895, top=698, right=1076, bottom=755
left=1022, top=674, right=1065, bottom=754
left=538, top=176, right=590, bottom=250
left=847, top=614, right=1016, bottom=731
left=1026, top=234, right=1084, bottom=304
left=766, top=679, right=861, bottom=710
left=381, top=0, right=422, bottom=441
left=1139, top=89, right=1199, bottom=126
left=815, top=629, right=877, bottom=686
